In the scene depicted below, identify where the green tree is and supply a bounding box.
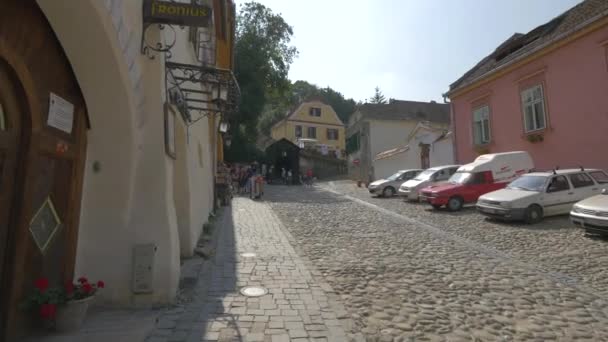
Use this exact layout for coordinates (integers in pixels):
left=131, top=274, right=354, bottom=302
left=370, top=86, right=387, bottom=104
left=226, top=2, right=298, bottom=162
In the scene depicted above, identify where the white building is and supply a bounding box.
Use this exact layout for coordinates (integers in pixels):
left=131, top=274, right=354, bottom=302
left=0, top=0, right=237, bottom=338
left=346, top=100, right=451, bottom=181
left=373, top=123, right=455, bottom=176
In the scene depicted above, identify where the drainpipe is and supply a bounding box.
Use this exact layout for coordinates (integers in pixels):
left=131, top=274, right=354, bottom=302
left=450, top=102, right=458, bottom=164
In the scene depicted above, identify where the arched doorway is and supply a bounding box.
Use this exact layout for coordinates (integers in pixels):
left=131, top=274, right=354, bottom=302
left=0, top=0, right=88, bottom=339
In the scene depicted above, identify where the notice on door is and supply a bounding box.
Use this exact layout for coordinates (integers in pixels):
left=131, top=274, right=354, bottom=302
left=47, top=93, right=74, bottom=134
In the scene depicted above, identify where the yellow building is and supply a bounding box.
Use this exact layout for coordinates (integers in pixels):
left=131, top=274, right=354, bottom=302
left=271, top=99, right=345, bottom=157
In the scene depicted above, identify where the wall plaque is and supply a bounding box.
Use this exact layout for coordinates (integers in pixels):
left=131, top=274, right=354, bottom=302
left=29, top=197, right=61, bottom=254
left=47, top=93, right=74, bottom=134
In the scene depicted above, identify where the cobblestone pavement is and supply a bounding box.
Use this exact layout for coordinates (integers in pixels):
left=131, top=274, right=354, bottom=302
left=324, top=181, right=608, bottom=297
left=265, top=183, right=608, bottom=341
left=147, top=197, right=351, bottom=342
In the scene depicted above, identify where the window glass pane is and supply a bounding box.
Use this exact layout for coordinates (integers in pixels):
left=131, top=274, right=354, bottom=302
left=534, top=102, right=545, bottom=129
left=482, top=119, right=490, bottom=143
left=548, top=175, right=570, bottom=192
left=569, top=173, right=594, bottom=188
left=524, top=105, right=534, bottom=131
left=521, top=89, right=532, bottom=104
left=590, top=171, right=608, bottom=184
left=532, top=86, right=542, bottom=101
left=473, top=121, right=482, bottom=145
left=0, top=103, right=5, bottom=131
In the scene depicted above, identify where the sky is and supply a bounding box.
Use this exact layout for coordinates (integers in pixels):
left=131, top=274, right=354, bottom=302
left=235, top=0, right=583, bottom=103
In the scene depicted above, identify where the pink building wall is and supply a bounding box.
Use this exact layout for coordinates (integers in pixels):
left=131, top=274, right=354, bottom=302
left=451, top=25, right=608, bottom=171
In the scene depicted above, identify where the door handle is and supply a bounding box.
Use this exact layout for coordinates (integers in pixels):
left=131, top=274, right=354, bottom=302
left=568, top=192, right=574, bottom=195
left=593, top=188, right=599, bottom=191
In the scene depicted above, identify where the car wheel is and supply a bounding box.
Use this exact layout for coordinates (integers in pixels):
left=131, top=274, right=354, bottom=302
left=447, top=196, right=463, bottom=212
left=432, top=204, right=442, bottom=210
left=524, top=204, right=543, bottom=224
left=383, top=187, right=396, bottom=197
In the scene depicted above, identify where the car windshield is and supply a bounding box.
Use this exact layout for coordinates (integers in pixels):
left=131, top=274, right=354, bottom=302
left=386, top=172, right=404, bottom=181
left=448, top=172, right=472, bottom=184
left=414, top=169, right=437, bottom=181
left=507, top=175, right=548, bottom=191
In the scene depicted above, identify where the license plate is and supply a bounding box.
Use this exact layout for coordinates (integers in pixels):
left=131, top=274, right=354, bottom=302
left=587, top=218, right=608, bottom=227
left=479, top=206, right=498, bottom=214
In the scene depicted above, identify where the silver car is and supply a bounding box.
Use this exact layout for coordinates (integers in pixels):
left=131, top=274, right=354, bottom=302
left=368, top=169, right=423, bottom=197
left=398, top=165, right=460, bottom=201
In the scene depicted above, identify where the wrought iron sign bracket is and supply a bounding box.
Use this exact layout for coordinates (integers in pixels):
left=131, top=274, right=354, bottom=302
left=140, top=23, right=180, bottom=60
left=164, top=61, right=240, bottom=127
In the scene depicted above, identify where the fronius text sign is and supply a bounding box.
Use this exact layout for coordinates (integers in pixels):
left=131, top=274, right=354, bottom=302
left=143, top=0, right=212, bottom=28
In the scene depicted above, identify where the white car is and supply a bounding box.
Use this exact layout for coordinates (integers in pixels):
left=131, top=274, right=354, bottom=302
left=571, top=188, right=608, bottom=235
left=477, top=168, right=608, bottom=224
left=368, top=169, right=422, bottom=197
left=398, top=165, right=460, bottom=201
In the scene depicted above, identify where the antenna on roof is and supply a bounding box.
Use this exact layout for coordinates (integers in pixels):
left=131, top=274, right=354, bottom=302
left=579, top=165, right=584, bottom=171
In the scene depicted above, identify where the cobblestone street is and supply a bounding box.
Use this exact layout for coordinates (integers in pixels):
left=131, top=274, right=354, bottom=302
left=265, top=182, right=608, bottom=341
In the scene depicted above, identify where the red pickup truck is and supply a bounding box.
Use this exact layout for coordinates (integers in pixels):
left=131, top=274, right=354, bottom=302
left=419, top=151, right=534, bottom=211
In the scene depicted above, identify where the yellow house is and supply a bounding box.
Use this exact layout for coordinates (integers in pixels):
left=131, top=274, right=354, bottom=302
left=271, top=99, right=345, bottom=156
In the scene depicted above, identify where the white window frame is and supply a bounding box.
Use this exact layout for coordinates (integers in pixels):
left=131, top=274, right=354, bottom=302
left=520, top=84, right=547, bottom=133
left=472, top=105, right=491, bottom=145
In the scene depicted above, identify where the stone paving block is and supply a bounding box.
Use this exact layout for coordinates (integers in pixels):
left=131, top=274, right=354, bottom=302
left=284, top=321, right=305, bottom=330
left=244, top=333, right=265, bottom=342
left=270, top=335, right=290, bottom=342
left=246, top=309, right=265, bottom=315
left=281, top=309, right=298, bottom=316
left=250, top=322, right=267, bottom=333
left=288, top=330, right=308, bottom=338
left=202, top=331, right=219, bottom=341
left=268, top=321, right=284, bottom=329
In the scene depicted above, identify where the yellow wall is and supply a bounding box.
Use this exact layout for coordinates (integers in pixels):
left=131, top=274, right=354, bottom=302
left=271, top=101, right=345, bottom=151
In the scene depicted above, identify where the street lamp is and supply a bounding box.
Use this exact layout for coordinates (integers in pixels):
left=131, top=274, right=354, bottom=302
left=224, top=134, right=232, bottom=147
left=211, top=82, right=229, bottom=101
left=219, top=121, right=229, bottom=133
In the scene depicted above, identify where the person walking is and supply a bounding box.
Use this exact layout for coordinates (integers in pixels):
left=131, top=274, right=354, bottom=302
left=306, top=168, right=314, bottom=187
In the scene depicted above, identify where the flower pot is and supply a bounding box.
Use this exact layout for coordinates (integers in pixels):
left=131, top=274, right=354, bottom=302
left=55, top=296, right=94, bottom=332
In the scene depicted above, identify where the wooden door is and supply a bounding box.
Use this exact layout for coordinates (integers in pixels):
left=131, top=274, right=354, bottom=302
left=1, top=0, right=89, bottom=339
left=420, top=144, right=430, bottom=169
left=0, top=60, right=23, bottom=340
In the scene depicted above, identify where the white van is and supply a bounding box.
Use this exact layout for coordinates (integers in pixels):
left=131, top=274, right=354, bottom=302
left=419, top=151, right=534, bottom=211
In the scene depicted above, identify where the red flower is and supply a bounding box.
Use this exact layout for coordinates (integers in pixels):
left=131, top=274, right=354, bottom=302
left=78, top=277, right=88, bottom=284
left=65, top=282, right=74, bottom=295
left=97, top=281, right=105, bottom=289
left=39, top=303, right=56, bottom=319
left=35, top=278, right=49, bottom=292
left=83, top=282, right=93, bottom=294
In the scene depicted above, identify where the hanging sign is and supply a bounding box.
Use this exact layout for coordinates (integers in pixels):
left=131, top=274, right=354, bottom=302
left=143, top=0, right=212, bottom=27
left=47, top=93, right=74, bottom=134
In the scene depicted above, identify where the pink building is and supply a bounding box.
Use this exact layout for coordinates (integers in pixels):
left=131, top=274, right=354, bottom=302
left=447, top=0, right=608, bottom=171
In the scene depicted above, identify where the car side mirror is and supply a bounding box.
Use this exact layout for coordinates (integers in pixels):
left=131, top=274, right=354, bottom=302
left=547, top=185, right=558, bottom=193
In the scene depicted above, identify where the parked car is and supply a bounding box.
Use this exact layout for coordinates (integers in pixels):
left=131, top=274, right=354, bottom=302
left=570, top=171, right=608, bottom=233
left=420, top=151, right=534, bottom=211
left=368, top=169, right=423, bottom=197
left=398, top=165, right=460, bottom=201
left=478, top=168, right=608, bottom=224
